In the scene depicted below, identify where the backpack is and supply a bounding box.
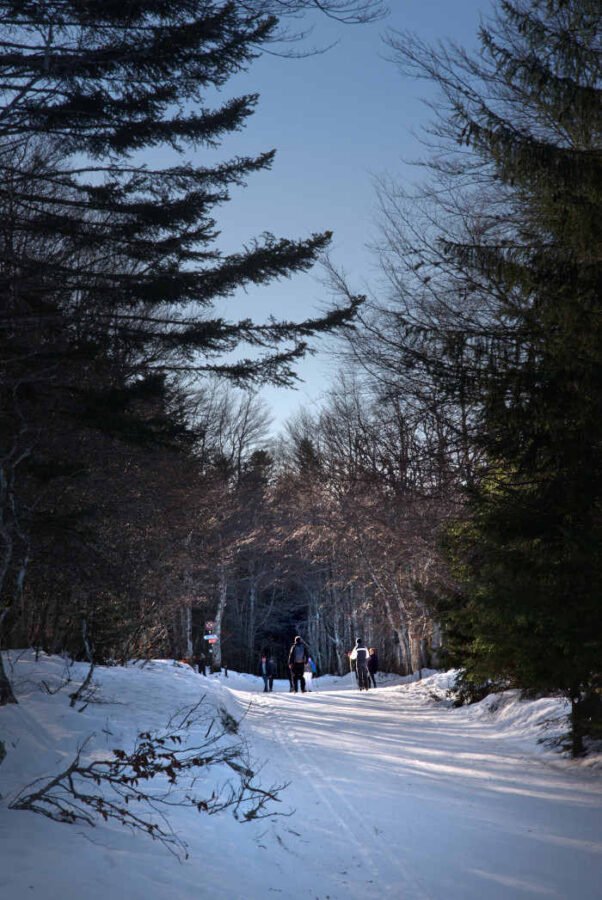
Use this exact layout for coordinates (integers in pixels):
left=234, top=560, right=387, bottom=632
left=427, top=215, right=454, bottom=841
left=356, top=647, right=368, bottom=665
left=293, top=643, right=306, bottom=664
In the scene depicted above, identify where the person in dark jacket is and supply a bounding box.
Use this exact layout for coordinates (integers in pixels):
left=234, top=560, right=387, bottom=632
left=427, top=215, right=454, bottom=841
left=351, top=638, right=370, bottom=691
left=258, top=653, right=276, bottom=692
left=288, top=636, right=308, bottom=693
left=196, top=652, right=207, bottom=676
left=367, top=647, right=379, bottom=688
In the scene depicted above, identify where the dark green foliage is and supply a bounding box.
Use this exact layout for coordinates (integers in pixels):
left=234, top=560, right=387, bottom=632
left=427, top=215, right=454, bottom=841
left=452, top=3, right=602, bottom=730
left=0, top=2, right=366, bottom=675
left=448, top=670, right=508, bottom=708
left=0, top=5, right=365, bottom=477
left=388, top=1, right=601, bottom=752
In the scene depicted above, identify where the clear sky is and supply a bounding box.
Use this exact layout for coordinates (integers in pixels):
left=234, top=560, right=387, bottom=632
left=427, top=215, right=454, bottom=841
left=198, top=0, right=492, bottom=433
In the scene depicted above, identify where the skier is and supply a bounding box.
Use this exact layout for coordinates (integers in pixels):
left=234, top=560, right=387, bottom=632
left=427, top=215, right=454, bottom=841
left=288, top=635, right=308, bottom=693
left=350, top=638, right=370, bottom=691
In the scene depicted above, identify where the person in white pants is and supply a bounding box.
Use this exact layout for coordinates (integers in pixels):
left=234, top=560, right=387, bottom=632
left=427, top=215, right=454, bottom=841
left=304, top=659, right=313, bottom=691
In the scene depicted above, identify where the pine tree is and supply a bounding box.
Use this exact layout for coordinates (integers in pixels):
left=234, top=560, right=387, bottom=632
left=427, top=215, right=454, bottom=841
left=0, top=1, right=372, bottom=698
left=456, top=0, right=602, bottom=754
left=377, top=0, right=601, bottom=752
left=0, top=3, right=367, bottom=388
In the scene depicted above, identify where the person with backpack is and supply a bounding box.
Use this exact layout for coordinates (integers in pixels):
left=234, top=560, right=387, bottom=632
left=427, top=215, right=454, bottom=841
left=288, top=635, right=308, bottom=693
left=367, top=647, right=379, bottom=689
left=350, top=638, right=370, bottom=691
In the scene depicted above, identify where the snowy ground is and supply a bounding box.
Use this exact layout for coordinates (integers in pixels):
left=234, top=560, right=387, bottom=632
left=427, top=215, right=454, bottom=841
left=1, top=652, right=601, bottom=899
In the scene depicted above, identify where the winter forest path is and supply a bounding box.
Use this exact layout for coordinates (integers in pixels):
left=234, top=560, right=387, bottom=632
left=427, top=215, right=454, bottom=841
left=233, top=677, right=602, bottom=900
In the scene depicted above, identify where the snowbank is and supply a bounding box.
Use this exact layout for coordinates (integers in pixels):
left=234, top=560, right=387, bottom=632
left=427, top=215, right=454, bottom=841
left=1, top=653, right=601, bottom=900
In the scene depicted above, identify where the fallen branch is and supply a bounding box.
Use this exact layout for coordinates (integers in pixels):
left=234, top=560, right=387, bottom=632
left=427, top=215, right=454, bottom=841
left=9, top=701, right=286, bottom=859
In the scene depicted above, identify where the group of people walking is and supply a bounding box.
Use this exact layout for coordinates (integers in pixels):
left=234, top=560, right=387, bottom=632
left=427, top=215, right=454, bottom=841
left=258, top=635, right=379, bottom=693
left=257, top=637, right=316, bottom=693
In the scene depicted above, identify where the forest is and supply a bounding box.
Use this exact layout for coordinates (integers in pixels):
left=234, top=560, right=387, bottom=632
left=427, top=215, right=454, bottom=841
left=0, top=0, right=600, bottom=756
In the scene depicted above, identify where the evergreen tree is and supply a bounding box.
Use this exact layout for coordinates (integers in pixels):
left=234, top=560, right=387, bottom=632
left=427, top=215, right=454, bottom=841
left=0, top=2, right=365, bottom=389
left=382, top=0, right=601, bottom=752
left=0, top=1, right=371, bottom=699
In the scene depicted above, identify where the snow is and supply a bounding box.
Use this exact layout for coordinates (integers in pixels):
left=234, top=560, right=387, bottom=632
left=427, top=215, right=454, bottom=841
left=1, top=651, right=601, bottom=899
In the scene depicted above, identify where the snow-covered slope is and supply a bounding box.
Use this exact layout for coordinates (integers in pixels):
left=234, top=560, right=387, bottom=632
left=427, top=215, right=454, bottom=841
left=1, top=652, right=601, bottom=899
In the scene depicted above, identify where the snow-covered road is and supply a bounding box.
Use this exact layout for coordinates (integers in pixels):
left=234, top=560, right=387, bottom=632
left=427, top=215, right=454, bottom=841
left=241, top=677, right=602, bottom=899
left=1, top=656, right=601, bottom=900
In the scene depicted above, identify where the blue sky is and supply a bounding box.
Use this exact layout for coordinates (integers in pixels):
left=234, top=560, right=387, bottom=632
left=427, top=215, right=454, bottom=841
left=198, top=0, right=492, bottom=432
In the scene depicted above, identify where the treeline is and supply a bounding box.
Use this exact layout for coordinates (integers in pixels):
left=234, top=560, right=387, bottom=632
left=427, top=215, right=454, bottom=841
left=217, top=378, right=457, bottom=679
left=2, top=366, right=453, bottom=680
left=0, top=0, right=384, bottom=701
left=331, top=0, right=602, bottom=753
left=1, top=1, right=600, bottom=756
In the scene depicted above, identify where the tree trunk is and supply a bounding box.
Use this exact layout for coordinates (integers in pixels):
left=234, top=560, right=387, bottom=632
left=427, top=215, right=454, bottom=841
left=246, top=578, right=257, bottom=667
left=212, top=562, right=228, bottom=670
left=410, top=632, right=424, bottom=677
left=184, top=606, right=193, bottom=659
left=0, top=650, right=17, bottom=705
left=570, top=691, right=586, bottom=758
left=380, top=592, right=406, bottom=673
left=398, top=623, right=412, bottom=675
left=430, top=622, right=442, bottom=667
left=69, top=616, right=95, bottom=708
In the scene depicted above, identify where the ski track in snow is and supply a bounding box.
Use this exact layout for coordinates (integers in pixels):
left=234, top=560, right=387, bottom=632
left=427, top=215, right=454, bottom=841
left=252, top=691, right=417, bottom=899
left=241, top=679, right=602, bottom=900
left=257, top=690, right=430, bottom=900
left=2, top=657, right=602, bottom=900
